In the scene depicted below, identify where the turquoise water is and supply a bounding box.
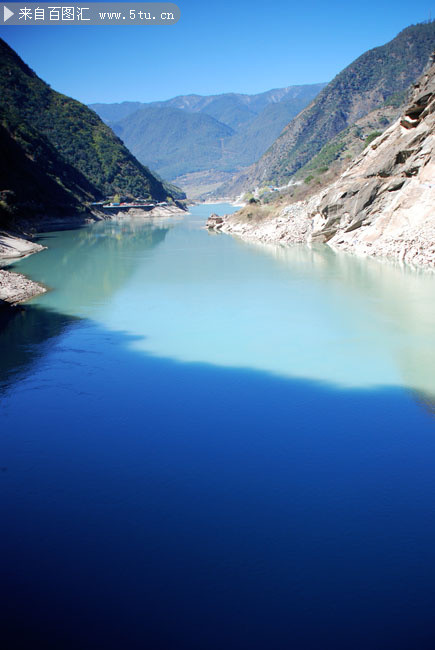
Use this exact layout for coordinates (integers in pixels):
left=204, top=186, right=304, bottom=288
left=2, top=204, right=435, bottom=649
left=7, top=204, right=435, bottom=395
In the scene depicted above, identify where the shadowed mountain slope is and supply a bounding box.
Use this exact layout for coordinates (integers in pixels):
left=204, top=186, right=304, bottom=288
left=0, top=38, right=180, bottom=225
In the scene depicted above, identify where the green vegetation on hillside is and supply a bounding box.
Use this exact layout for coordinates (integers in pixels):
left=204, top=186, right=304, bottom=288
left=237, top=21, right=435, bottom=191
left=0, top=38, right=181, bottom=223
left=248, top=86, right=413, bottom=209
left=364, top=131, right=382, bottom=146
left=113, top=106, right=235, bottom=179
left=0, top=121, right=88, bottom=225
left=91, top=84, right=327, bottom=181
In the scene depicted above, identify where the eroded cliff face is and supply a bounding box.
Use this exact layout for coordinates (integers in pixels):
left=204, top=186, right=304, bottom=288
left=220, top=54, right=435, bottom=268
left=310, top=54, right=435, bottom=266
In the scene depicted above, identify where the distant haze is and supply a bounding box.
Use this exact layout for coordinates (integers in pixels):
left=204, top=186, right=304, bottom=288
left=90, top=83, right=327, bottom=181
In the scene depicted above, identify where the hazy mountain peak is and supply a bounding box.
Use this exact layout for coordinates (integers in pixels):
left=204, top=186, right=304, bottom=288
left=90, top=83, right=327, bottom=194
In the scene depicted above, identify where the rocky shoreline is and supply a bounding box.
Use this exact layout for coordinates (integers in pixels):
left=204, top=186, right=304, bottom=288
left=0, top=268, right=46, bottom=305
left=0, top=231, right=45, bottom=260
left=208, top=202, right=311, bottom=245
left=114, top=204, right=186, bottom=219
left=0, top=232, right=47, bottom=304
left=210, top=193, right=435, bottom=270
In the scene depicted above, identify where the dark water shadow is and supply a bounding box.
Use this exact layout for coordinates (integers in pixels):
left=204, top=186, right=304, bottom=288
left=2, top=215, right=435, bottom=647
left=1, top=307, right=435, bottom=649
left=0, top=304, right=80, bottom=392
left=0, top=219, right=172, bottom=392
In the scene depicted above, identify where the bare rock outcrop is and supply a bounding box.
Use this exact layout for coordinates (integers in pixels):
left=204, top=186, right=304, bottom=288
left=0, top=233, right=47, bottom=304
left=206, top=213, right=225, bottom=231
left=219, top=202, right=311, bottom=243
left=309, top=53, right=435, bottom=266
left=223, top=54, right=435, bottom=268
left=0, top=232, right=45, bottom=260
left=0, top=269, right=46, bottom=304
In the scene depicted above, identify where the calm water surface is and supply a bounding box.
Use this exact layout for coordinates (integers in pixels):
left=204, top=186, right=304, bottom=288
left=1, top=204, right=435, bottom=649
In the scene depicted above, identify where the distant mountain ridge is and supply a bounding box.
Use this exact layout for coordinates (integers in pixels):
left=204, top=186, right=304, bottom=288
left=91, top=85, right=326, bottom=128
left=112, top=106, right=235, bottom=180
left=220, top=21, right=435, bottom=196
left=0, top=38, right=180, bottom=225
left=90, top=84, right=327, bottom=194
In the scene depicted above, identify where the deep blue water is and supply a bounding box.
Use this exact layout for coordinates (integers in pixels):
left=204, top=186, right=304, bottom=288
left=1, top=205, right=435, bottom=649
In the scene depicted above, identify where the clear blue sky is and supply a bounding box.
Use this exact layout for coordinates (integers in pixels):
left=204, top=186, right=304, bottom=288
left=0, top=0, right=434, bottom=103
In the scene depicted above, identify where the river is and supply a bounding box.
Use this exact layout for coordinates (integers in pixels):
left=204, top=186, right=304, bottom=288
left=1, top=203, right=435, bottom=649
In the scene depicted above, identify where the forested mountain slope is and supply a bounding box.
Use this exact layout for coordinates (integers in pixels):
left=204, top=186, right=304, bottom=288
left=90, top=84, right=326, bottom=187
left=0, top=38, right=179, bottom=224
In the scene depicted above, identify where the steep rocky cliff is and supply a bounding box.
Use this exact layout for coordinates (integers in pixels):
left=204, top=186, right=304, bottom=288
left=219, top=54, right=435, bottom=268
left=218, top=22, right=435, bottom=197
left=309, top=53, right=435, bottom=266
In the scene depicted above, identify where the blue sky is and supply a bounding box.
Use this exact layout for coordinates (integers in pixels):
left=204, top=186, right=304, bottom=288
left=0, top=0, right=434, bottom=103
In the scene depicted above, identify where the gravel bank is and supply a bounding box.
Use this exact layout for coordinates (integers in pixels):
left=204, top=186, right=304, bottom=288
left=0, top=268, right=46, bottom=304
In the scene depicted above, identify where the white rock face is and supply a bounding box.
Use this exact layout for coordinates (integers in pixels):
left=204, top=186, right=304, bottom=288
left=219, top=202, right=310, bottom=244
left=0, top=269, right=46, bottom=304
left=114, top=205, right=186, bottom=218
left=308, top=55, right=435, bottom=267
left=0, top=233, right=44, bottom=260
left=0, top=234, right=46, bottom=303
left=223, top=54, right=435, bottom=268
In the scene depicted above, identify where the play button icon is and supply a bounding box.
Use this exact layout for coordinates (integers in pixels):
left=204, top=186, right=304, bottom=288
left=4, top=5, right=14, bottom=22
